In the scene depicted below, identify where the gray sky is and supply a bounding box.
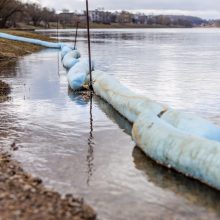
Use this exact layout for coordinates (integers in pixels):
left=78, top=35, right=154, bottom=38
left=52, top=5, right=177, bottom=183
left=27, top=0, right=220, bottom=19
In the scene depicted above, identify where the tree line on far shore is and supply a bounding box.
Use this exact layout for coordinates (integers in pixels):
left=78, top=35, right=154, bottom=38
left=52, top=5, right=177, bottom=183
left=0, top=0, right=56, bottom=28
left=0, top=0, right=220, bottom=29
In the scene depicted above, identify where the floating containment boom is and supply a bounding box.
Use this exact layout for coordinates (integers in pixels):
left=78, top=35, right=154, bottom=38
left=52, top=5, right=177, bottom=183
left=0, top=32, right=63, bottom=48
left=92, top=71, right=220, bottom=190
left=132, top=113, right=220, bottom=189
left=1, top=32, right=220, bottom=190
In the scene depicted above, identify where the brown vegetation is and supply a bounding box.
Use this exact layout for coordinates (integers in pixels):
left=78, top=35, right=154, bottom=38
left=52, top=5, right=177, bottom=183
left=0, top=0, right=23, bottom=28
left=0, top=30, right=55, bottom=60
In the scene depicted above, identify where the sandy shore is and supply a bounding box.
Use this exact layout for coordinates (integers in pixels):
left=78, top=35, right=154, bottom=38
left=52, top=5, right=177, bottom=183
left=0, top=29, right=96, bottom=220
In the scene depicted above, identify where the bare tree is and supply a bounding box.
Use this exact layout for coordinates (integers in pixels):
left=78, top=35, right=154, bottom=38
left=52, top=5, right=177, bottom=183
left=25, top=3, right=43, bottom=26
left=0, top=0, right=23, bottom=28
left=0, top=0, right=10, bottom=12
left=41, top=7, right=56, bottom=28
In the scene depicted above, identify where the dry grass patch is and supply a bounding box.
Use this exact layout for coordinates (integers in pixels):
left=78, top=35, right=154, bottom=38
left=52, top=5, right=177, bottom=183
left=0, top=30, right=55, bottom=60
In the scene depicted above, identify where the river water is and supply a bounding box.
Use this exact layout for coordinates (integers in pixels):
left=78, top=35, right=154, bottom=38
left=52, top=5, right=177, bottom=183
left=1, top=28, right=220, bottom=219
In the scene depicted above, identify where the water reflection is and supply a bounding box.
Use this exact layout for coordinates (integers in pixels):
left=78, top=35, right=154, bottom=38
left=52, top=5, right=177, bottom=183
left=133, top=147, right=220, bottom=217
left=68, top=89, right=90, bottom=106
left=39, top=29, right=147, bottom=42
left=94, top=92, right=220, bottom=218
left=87, top=92, right=94, bottom=185
left=57, top=51, right=60, bottom=77
left=68, top=90, right=95, bottom=185
left=94, top=95, right=132, bottom=136
left=0, top=60, right=17, bottom=78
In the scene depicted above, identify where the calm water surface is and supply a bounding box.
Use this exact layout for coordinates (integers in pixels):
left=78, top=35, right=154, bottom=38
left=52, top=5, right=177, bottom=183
left=1, top=28, right=220, bottom=219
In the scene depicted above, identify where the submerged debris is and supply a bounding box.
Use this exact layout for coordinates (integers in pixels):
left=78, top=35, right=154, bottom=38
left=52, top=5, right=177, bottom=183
left=0, top=80, right=10, bottom=96
left=0, top=80, right=10, bottom=102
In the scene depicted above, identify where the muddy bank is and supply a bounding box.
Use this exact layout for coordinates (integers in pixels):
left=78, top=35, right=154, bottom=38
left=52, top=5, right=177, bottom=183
left=0, top=151, right=96, bottom=220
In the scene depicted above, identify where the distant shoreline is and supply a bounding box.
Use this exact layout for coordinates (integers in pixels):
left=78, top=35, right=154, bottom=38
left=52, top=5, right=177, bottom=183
left=3, top=22, right=219, bottom=31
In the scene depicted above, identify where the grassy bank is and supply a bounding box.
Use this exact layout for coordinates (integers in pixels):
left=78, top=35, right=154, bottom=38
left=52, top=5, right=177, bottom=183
left=0, top=30, right=96, bottom=219
left=0, top=29, right=56, bottom=60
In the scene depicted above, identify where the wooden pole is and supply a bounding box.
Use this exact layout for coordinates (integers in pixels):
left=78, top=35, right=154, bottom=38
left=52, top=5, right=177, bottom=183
left=86, top=0, right=93, bottom=90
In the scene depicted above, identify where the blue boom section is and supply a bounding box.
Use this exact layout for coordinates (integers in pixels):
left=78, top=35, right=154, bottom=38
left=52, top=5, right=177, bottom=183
left=0, top=32, right=92, bottom=91
left=60, top=45, right=94, bottom=90
left=92, top=70, right=220, bottom=190
left=0, top=32, right=63, bottom=48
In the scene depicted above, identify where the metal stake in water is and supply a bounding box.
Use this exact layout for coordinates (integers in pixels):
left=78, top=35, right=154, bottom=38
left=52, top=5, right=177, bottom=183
left=56, top=15, right=59, bottom=42
left=74, top=21, right=79, bottom=50
left=86, top=0, right=93, bottom=90
left=56, top=14, right=60, bottom=77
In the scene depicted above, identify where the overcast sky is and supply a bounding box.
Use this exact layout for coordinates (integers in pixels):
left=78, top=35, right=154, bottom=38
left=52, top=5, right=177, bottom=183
left=27, top=0, right=220, bottom=19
